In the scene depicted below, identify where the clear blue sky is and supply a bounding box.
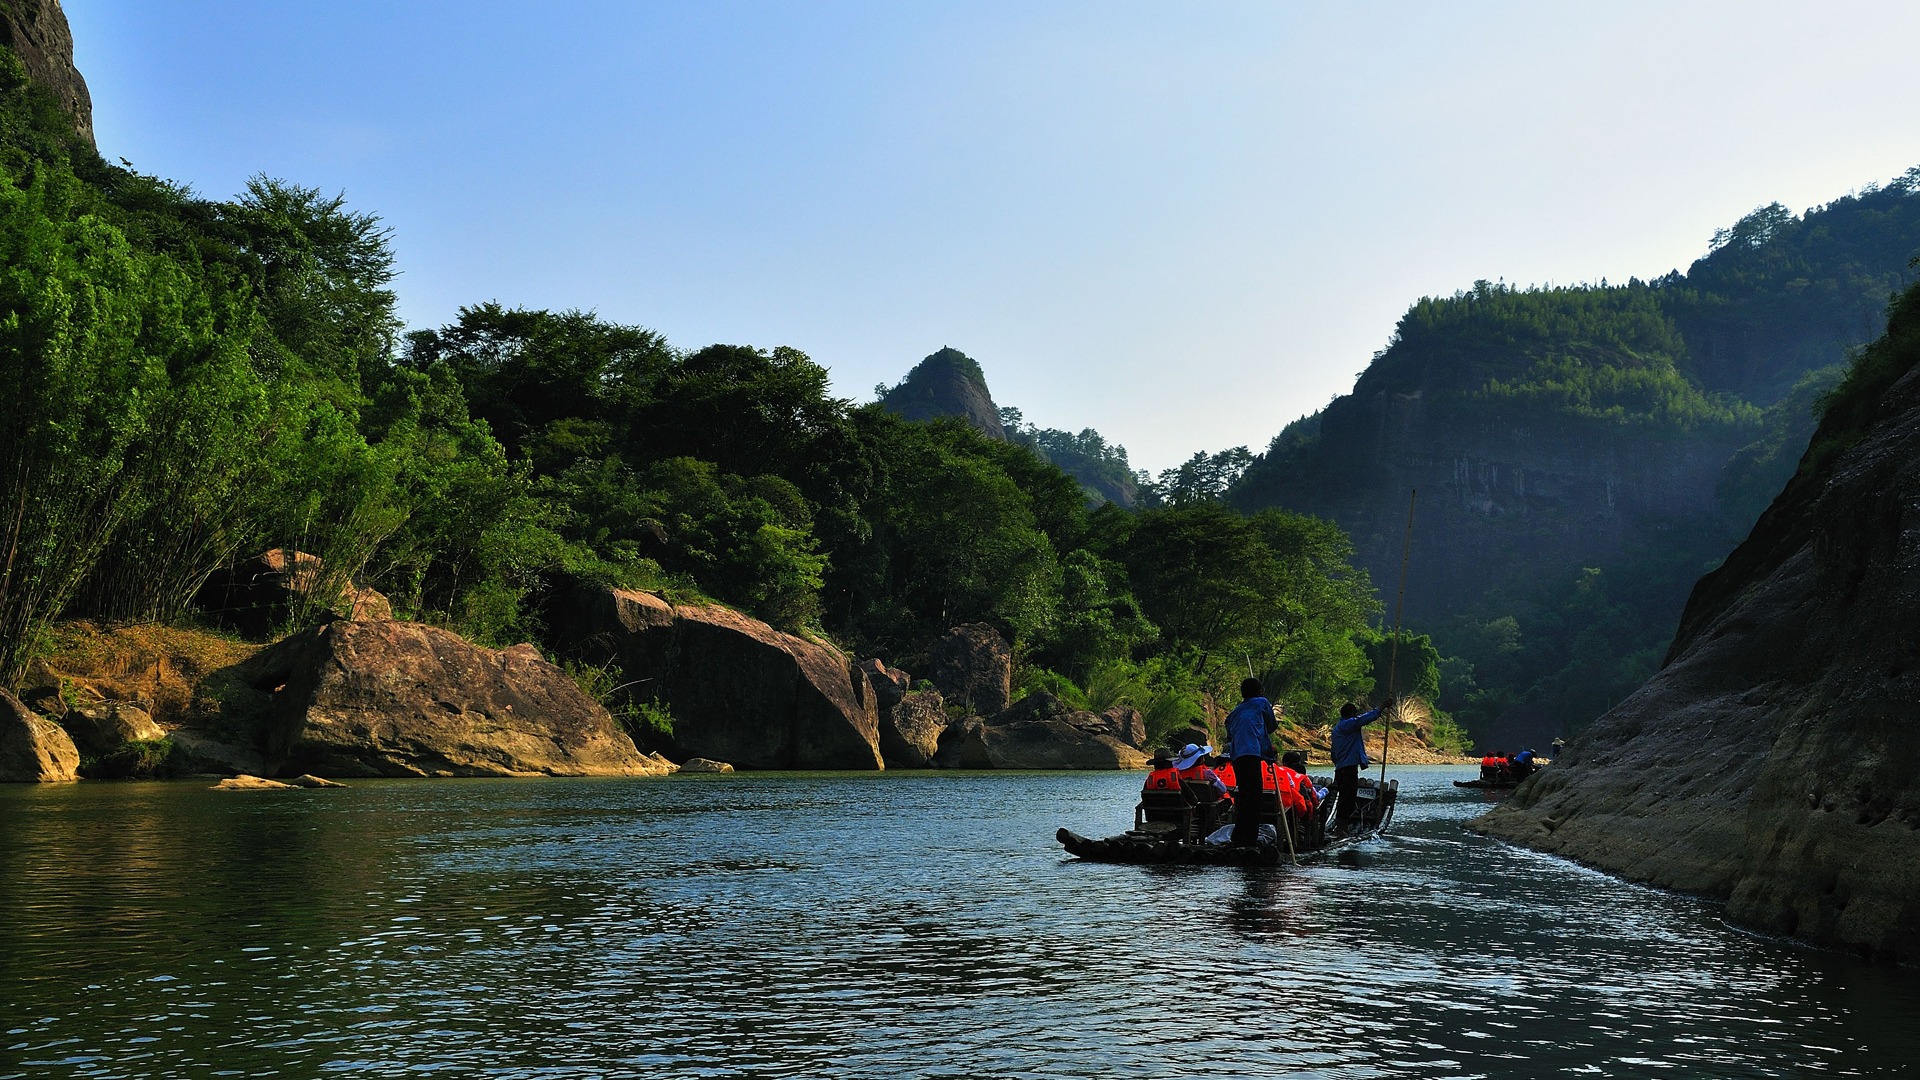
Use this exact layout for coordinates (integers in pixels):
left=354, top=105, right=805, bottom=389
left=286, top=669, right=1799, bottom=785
left=68, top=1, right=1920, bottom=473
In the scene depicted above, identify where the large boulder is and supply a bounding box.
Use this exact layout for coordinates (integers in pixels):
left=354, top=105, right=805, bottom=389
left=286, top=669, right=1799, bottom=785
left=859, top=658, right=909, bottom=712
left=858, top=660, right=949, bottom=768
left=0, top=690, right=79, bottom=781
left=553, top=588, right=883, bottom=770
left=61, top=701, right=165, bottom=756
left=196, top=549, right=392, bottom=639
left=1473, top=345, right=1920, bottom=962
left=932, top=692, right=1149, bottom=769
left=225, top=620, right=654, bottom=778
left=935, top=716, right=1148, bottom=770
left=881, top=689, right=949, bottom=768
left=925, top=623, right=1012, bottom=717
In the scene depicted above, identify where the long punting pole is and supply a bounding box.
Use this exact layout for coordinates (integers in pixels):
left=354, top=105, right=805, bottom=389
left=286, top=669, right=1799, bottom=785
left=1380, top=489, right=1417, bottom=793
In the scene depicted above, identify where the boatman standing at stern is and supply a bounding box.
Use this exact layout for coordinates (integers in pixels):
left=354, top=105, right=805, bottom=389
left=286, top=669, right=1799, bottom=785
left=1331, top=699, right=1392, bottom=836
left=1225, top=678, right=1280, bottom=847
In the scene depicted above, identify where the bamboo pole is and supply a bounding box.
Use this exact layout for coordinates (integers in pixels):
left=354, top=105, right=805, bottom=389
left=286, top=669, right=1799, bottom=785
left=1379, top=489, right=1417, bottom=795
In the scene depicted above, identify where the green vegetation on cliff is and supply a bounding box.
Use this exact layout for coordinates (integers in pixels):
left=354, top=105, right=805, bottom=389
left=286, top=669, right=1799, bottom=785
left=1219, top=172, right=1920, bottom=746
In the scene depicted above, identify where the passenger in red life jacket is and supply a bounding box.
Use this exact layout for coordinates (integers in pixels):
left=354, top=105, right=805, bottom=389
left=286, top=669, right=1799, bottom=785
left=1261, top=758, right=1309, bottom=816
left=1480, top=753, right=1502, bottom=783
left=1142, top=754, right=1182, bottom=793
left=1172, top=743, right=1230, bottom=798
left=1212, top=755, right=1237, bottom=795
left=1278, top=750, right=1320, bottom=814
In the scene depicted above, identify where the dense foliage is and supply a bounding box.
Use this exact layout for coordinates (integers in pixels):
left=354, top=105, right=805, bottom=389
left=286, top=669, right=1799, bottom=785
left=0, top=45, right=1406, bottom=754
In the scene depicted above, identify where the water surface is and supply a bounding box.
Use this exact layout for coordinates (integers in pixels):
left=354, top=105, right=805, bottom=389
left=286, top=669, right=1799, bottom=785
left=2, top=767, right=1916, bottom=1078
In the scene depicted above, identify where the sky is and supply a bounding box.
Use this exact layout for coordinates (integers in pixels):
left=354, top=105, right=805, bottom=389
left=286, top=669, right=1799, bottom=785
left=65, top=1, right=1920, bottom=474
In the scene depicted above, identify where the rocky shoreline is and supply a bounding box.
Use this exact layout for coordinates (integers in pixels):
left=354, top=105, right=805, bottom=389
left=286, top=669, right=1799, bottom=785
left=1472, top=342, right=1920, bottom=964
left=1, top=582, right=1466, bottom=785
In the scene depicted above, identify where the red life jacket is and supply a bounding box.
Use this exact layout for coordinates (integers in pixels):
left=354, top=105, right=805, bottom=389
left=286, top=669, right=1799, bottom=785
left=1143, top=766, right=1182, bottom=792
left=1214, top=761, right=1237, bottom=789
left=1269, top=763, right=1310, bottom=815
left=1278, top=766, right=1316, bottom=812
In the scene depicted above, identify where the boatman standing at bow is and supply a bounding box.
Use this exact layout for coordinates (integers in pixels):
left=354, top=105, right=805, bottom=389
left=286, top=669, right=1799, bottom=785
left=1330, top=698, right=1391, bottom=836
left=1224, top=678, right=1280, bottom=847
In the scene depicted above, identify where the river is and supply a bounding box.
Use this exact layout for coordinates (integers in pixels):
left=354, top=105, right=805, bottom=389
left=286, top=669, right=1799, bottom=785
left=2, top=766, right=1916, bottom=1078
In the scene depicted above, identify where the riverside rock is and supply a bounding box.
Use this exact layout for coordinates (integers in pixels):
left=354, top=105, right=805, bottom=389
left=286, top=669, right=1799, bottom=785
left=859, top=658, right=909, bottom=712
left=935, top=716, right=1148, bottom=770
left=1474, top=332, right=1920, bottom=962
left=228, top=620, right=653, bottom=778
left=61, top=701, right=164, bottom=756
left=932, top=692, right=1149, bottom=769
left=553, top=588, right=883, bottom=770
left=213, top=774, right=295, bottom=790
left=880, top=689, right=949, bottom=768
left=925, top=623, right=1012, bottom=717
left=0, top=690, right=79, bottom=781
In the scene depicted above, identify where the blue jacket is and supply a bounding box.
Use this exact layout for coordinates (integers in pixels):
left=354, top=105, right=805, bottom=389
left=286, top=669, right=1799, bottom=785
left=1224, top=696, right=1277, bottom=760
left=1331, top=707, right=1381, bottom=769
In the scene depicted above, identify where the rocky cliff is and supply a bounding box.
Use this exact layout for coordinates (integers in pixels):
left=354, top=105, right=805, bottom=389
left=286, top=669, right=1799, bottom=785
left=0, top=0, right=91, bottom=147
left=1230, top=183, right=1920, bottom=628
left=555, top=587, right=886, bottom=769
left=879, top=347, right=1007, bottom=438
left=1472, top=281, right=1920, bottom=962
left=1240, top=386, right=1754, bottom=621
left=225, top=620, right=658, bottom=778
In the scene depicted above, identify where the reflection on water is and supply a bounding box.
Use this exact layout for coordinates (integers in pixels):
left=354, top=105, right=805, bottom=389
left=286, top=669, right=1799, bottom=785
left=2, top=768, right=1916, bottom=1078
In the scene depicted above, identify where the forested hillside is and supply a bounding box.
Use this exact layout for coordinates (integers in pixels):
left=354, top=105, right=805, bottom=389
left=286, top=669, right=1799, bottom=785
left=0, top=35, right=1458, bottom=754
left=1228, top=176, right=1920, bottom=745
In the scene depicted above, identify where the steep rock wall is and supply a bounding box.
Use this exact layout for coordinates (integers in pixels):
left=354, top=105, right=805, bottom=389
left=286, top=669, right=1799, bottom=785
left=1473, top=351, right=1920, bottom=961
left=1252, top=386, right=1750, bottom=620
left=0, top=0, right=91, bottom=147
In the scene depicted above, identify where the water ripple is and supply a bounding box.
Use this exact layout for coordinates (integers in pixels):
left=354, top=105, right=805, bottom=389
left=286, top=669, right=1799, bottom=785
left=1, top=769, right=1917, bottom=1078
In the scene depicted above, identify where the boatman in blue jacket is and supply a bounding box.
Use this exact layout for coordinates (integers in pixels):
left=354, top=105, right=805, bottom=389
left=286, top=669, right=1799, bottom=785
left=1330, top=699, right=1391, bottom=836
left=1224, top=678, right=1280, bottom=847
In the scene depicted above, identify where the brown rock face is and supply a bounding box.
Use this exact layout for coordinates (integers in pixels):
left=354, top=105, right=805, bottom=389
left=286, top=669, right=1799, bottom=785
left=233, top=620, right=652, bottom=778
left=1474, top=354, right=1920, bottom=962
left=858, top=659, right=949, bottom=768
left=859, top=658, right=909, bottom=712
left=881, top=689, right=949, bottom=768
left=0, top=0, right=92, bottom=147
left=557, top=588, right=883, bottom=770
left=61, top=701, right=164, bottom=756
left=0, top=689, right=79, bottom=781
left=925, top=623, right=1011, bottom=717
left=935, top=715, right=1148, bottom=770
left=931, top=692, right=1149, bottom=769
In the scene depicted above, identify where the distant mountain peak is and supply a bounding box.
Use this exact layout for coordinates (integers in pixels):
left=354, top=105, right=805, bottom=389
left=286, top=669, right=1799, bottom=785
left=878, top=346, right=1006, bottom=439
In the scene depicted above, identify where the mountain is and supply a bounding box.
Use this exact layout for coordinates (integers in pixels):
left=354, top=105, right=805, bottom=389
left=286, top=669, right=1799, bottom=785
left=878, top=347, right=1139, bottom=507
left=877, top=347, right=1006, bottom=439
left=1473, top=275, right=1920, bottom=963
left=1227, top=176, right=1920, bottom=741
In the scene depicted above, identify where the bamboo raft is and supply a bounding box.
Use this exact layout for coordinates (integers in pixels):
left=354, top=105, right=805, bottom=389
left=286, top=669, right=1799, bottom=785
left=1057, top=775, right=1397, bottom=866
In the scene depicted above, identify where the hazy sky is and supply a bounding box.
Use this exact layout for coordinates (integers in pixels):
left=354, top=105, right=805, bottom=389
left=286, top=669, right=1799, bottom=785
left=68, top=1, right=1920, bottom=473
